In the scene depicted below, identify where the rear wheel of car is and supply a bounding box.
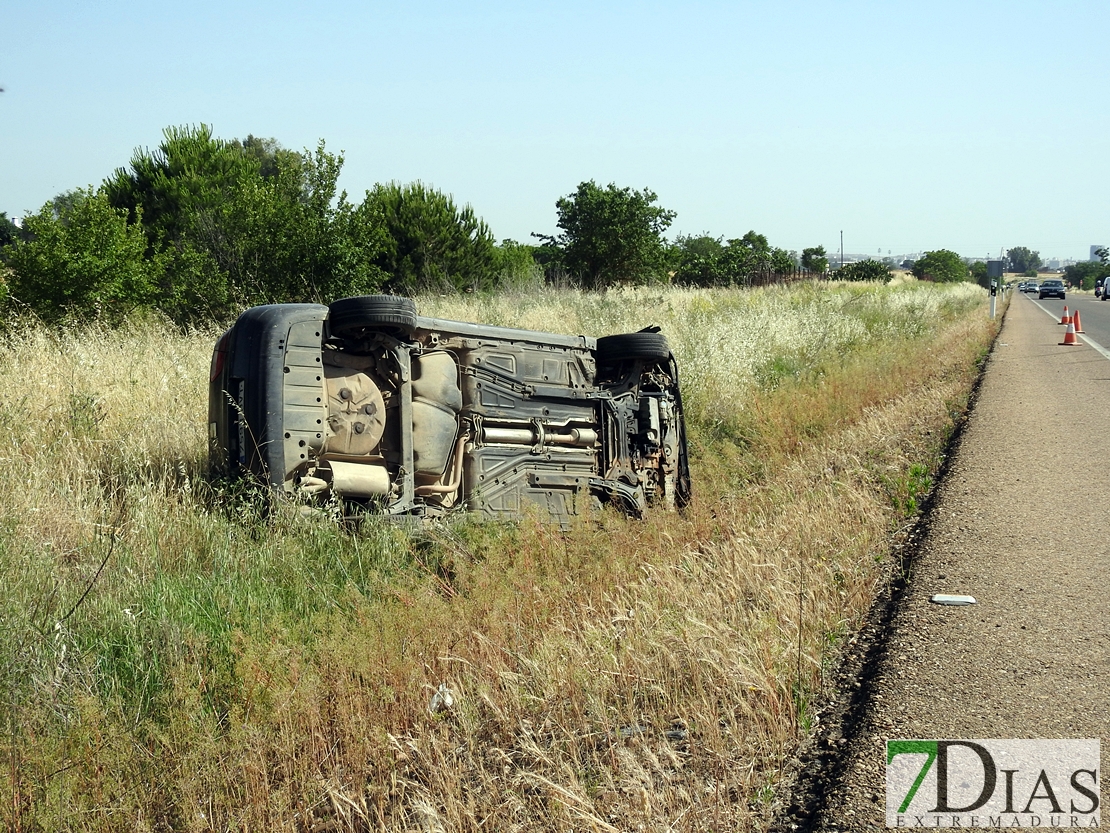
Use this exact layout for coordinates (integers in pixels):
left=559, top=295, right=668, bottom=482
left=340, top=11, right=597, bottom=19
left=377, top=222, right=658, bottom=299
left=596, top=332, right=672, bottom=363
left=328, top=295, right=418, bottom=337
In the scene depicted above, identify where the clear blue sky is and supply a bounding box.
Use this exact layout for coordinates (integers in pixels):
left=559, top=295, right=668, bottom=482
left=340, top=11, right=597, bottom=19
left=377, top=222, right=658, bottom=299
left=3, top=0, right=1107, bottom=261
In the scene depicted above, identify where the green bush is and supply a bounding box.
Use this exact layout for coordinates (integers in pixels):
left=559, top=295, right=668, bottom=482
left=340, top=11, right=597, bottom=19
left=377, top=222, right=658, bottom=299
left=836, top=259, right=891, bottom=282
left=107, top=127, right=388, bottom=320
left=538, top=181, right=676, bottom=288
left=4, top=188, right=160, bottom=322
left=1063, top=260, right=1110, bottom=291
left=364, top=181, right=499, bottom=294
left=911, top=250, right=969, bottom=283
left=671, top=231, right=795, bottom=287
left=969, top=261, right=989, bottom=288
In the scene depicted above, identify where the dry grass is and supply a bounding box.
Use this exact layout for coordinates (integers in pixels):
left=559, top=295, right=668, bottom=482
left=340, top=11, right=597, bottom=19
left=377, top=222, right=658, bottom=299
left=0, top=281, right=996, bottom=831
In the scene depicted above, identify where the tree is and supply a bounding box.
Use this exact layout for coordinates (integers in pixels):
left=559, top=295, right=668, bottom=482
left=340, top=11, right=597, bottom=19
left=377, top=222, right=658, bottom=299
left=4, top=188, right=160, bottom=321
left=0, top=212, right=19, bottom=248
left=535, top=181, right=676, bottom=288
left=1006, top=246, right=1041, bottom=274
left=104, top=124, right=259, bottom=254
left=737, top=230, right=768, bottom=251
left=969, top=261, right=990, bottom=288
left=670, top=230, right=794, bottom=287
left=363, top=181, right=498, bottom=293
left=836, top=259, right=891, bottom=282
left=801, top=245, right=828, bottom=272
left=229, top=134, right=304, bottom=182
left=211, top=140, right=387, bottom=307
left=1063, top=260, right=1110, bottom=291
left=670, top=234, right=725, bottom=286
left=492, top=239, right=544, bottom=290
left=104, top=124, right=387, bottom=321
left=716, top=232, right=794, bottom=283
left=911, top=250, right=969, bottom=283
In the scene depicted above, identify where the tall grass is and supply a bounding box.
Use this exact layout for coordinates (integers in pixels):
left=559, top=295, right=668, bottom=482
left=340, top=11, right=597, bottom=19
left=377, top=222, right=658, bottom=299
left=0, top=280, right=995, bottom=830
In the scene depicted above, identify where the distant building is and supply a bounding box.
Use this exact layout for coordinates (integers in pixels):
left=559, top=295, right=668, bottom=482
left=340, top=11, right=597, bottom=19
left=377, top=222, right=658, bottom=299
left=1092, top=245, right=1106, bottom=261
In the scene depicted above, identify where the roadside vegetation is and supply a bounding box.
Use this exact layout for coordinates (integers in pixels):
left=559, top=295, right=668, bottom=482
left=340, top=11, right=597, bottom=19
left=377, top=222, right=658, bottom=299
left=1, top=125, right=924, bottom=330
left=1062, top=247, right=1110, bottom=290
left=0, top=278, right=996, bottom=830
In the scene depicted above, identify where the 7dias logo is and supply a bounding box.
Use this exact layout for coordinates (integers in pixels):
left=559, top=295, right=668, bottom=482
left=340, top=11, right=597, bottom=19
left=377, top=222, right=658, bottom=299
left=886, top=739, right=1100, bottom=828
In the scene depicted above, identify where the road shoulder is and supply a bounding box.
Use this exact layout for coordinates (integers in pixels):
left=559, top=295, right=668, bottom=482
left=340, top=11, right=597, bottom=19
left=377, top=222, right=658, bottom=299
left=778, top=294, right=1110, bottom=830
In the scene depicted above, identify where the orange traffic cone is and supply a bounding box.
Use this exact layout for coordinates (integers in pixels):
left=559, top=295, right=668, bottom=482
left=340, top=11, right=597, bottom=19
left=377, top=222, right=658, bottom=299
left=1072, top=308, right=1084, bottom=333
left=1059, top=305, right=1071, bottom=325
left=1059, top=322, right=1080, bottom=346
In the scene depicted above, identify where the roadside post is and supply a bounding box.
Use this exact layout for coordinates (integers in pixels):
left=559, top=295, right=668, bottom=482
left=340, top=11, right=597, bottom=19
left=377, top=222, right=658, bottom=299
left=987, top=260, right=1004, bottom=319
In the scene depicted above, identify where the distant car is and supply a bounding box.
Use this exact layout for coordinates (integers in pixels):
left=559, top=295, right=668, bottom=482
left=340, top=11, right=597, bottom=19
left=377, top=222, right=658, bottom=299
left=209, top=296, right=691, bottom=525
left=1017, top=282, right=1027, bottom=292
left=1024, top=282, right=1039, bottom=294
left=1039, top=279, right=1065, bottom=300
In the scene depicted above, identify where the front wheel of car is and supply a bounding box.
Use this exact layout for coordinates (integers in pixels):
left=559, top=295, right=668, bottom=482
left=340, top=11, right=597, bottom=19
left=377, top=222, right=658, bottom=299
left=328, top=295, right=418, bottom=338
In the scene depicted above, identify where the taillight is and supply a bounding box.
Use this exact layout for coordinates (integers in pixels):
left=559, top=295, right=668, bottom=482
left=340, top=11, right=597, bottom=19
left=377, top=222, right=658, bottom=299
left=210, top=330, right=231, bottom=382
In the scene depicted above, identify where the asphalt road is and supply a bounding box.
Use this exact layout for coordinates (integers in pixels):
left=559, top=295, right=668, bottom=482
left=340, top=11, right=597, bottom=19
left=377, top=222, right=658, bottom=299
left=1018, top=287, right=1110, bottom=359
left=781, top=293, right=1110, bottom=831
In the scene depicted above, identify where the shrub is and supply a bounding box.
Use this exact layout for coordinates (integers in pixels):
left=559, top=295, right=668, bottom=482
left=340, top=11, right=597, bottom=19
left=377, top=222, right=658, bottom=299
left=836, top=259, right=891, bottom=282
left=911, top=250, right=969, bottom=283
left=1062, top=260, right=1110, bottom=291
left=4, top=188, right=160, bottom=322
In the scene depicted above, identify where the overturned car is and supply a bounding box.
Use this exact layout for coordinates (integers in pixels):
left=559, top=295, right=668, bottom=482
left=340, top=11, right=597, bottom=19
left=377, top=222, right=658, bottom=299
left=209, top=296, right=691, bottom=524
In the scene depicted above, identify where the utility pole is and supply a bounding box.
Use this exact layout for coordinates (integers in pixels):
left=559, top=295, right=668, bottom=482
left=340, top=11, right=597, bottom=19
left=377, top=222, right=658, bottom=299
left=840, top=230, right=844, bottom=268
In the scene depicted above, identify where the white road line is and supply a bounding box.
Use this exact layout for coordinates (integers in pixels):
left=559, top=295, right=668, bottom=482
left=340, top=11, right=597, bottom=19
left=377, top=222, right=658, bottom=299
left=1027, top=296, right=1110, bottom=360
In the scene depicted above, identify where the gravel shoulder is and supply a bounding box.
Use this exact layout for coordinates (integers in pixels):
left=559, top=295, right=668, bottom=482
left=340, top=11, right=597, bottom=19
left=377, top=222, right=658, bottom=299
left=778, top=294, right=1110, bottom=830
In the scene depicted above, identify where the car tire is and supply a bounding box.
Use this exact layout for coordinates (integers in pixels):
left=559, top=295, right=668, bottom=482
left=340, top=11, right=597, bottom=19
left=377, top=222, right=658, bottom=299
left=596, top=332, right=672, bottom=363
left=328, top=295, right=418, bottom=337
